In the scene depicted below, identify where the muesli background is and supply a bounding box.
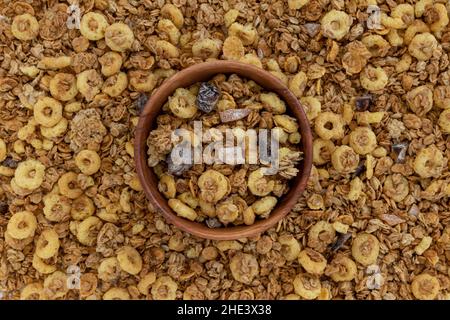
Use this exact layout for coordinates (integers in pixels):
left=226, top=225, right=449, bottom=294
left=0, top=0, right=449, bottom=300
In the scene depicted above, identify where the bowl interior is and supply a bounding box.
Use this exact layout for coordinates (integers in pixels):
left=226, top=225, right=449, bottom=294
left=135, top=61, right=313, bottom=240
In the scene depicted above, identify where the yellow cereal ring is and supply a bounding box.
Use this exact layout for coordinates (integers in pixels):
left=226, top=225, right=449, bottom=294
left=40, top=118, right=68, bottom=139
left=43, top=271, right=68, bottom=299
left=36, top=229, right=60, bottom=259
left=43, top=193, right=72, bottom=222
left=32, top=253, right=56, bottom=274
left=168, top=88, right=197, bottom=119
left=411, top=274, right=440, bottom=300
left=58, top=172, right=83, bottom=199
left=229, top=253, right=259, bottom=284
left=33, top=97, right=63, bottom=127
left=198, top=169, right=229, bottom=203
left=349, top=127, right=377, bottom=155
left=413, top=145, right=445, bottom=178
left=308, top=221, right=336, bottom=251
left=351, top=233, right=380, bottom=266
left=49, top=73, right=78, bottom=101
left=80, top=12, right=109, bottom=40
left=406, top=85, right=433, bottom=116
left=314, top=112, right=345, bottom=140
left=77, top=69, right=103, bottom=102
left=71, top=195, right=95, bottom=220
left=247, top=168, right=275, bottom=196
left=177, top=192, right=198, bottom=209
left=102, top=72, right=128, bottom=97
left=216, top=200, right=239, bottom=224
left=408, top=33, right=437, bottom=61
left=151, top=276, right=178, bottom=300
left=360, top=66, right=388, bottom=91
left=20, top=282, right=46, bottom=300
left=383, top=174, right=409, bottom=202
left=137, top=272, right=156, bottom=295
left=99, top=51, right=123, bottom=77
left=298, top=248, right=327, bottom=275
left=321, top=10, right=352, bottom=40
left=293, top=273, right=321, bottom=300
left=327, top=255, right=357, bottom=282
left=117, top=246, right=143, bottom=275
left=103, top=288, right=130, bottom=300
left=105, top=22, right=134, bottom=52
left=11, top=13, right=39, bottom=41
left=279, top=234, right=301, bottom=261
left=128, top=70, right=157, bottom=92
left=313, top=139, right=335, bottom=165
left=98, top=257, right=121, bottom=282
left=7, top=211, right=37, bottom=240
left=75, top=150, right=101, bottom=175
left=331, top=145, right=360, bottom=174
left=77, top=216, right=103, bottom=246
left=438, top=109, right=450, bottom=134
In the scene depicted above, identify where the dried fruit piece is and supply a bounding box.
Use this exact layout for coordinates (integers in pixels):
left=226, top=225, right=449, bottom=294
left=80, top=12, right=109, bottom=40
left=349, top=127, right=377, bottom=155
left=169, top=88, right=197, bottom=118
left=196, top=82, right=220, bottom=113
left=117, top=246, right=142, bottom=275
left=219, top=108, right=250, bottom=123
left=411, top=274, right=440, bottom=300
left=105, top=22, right=134, bottom=52
left=198, top=169, right=229, bottom=203
left=351, top=233, right=380, bottom=266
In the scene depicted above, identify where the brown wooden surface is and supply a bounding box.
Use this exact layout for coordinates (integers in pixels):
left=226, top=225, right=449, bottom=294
left=134, top=61, right=313, bottom=240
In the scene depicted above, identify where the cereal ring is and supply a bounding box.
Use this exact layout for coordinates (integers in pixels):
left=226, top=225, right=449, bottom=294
left=360, top=66, right=388, bottom=92
left=391, top=4, right=415, bottom=27
left=168, top=88, right=197, bottom=119
left=75, top=150, right=101, bottom=175
left=43, top=271, right=68, bottom=299
left=102, top=72, right=128, bottom=97
left=428, top=4, right=449, bottom=33
left=40, top=118, right=68, bottom=139
left=105, top=22, right=134, bottom=52
left=408, top=33, right=437, bottom=61
left=314, top=112, right=345, bottom=140
left=351, top=233, right=379, bottom=266
left=198, top=169, right=229, bottom=203
left=98, top=257, right=121, bottom=282
left=0, top=138, right=7, bottom=162
left=128, top=70, right=157, bottom=92
left=14, top=159, right=45, bottom=190
left=438, top=109, right=450, bottom=134
left=404, top=20, right=429, bottom=45
left=7, top=211, right=37, bottom=240
left=33, top=97, right=63, bottom=127
left=49, top=73, right=78, bottom=101
left=161, top=4, right=184, bottom=29
left=411, top=274, right=440, bottom=300
left=383, top=174, right=409, bottom=202
left=20, top=283, right=45, bottom=300
left=298, top=248, right=327, bottom=275
left=168, top=198, right=198, bottom=221
left=362, top=35, right=390, bottom=57
left=103, top=288, right=130, bottom=300
left=230, top=253, right=259, bottom=284
left=80, top=12, right=109, bottom=40
left=11, top=13, right=39, bottom=41
left=228, top=22, right=257, bottom=45
left=279, top=235, right=301, bottom=261
left=151, top=276, right=178, bottom=300
left=43, top=193, right=71, bottom=222
left=313, top=139, right=335, bottom=165
left=58, top=172, right=83, bottom=199
left=117, top=246, right=143, bottom=275
left=137, top=272, right=156, bottom=295
left=247, top=168, right=274, bottom=196
left=413, top=145, right=445, bottom=178
left=321, top=10, right=352, bottom=40
left=222, top=36, right=245, bottom=60
left=32, top=253, right=56, bottom=274
left=331, top=146, right=360, bottom=174
left=349, top=127, right=377, bottom=155
left=293, top=273, right=321, bottom=300
left=300, top=96, right=321, bottom=121
left=36, top=229, right=60, bottom=259
left=308, top=221, right=336, bottom=252
left=77, top=69, right=103, bottom=102
left=77, top=216, right=103, bottom=246
left=99, top=51, right=123, bottom=77
left=71, top=195, right=95, bottom=221
left=326, top=255, right=357, bottom=282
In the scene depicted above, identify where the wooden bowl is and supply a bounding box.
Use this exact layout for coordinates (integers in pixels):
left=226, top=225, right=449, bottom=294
left=135, top=61, right=313, bottom=240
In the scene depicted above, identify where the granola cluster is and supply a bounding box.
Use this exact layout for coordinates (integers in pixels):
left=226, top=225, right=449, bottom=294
left=0, top=0, right=449, bottom=300
left=147, top=76, right=302, bottom=226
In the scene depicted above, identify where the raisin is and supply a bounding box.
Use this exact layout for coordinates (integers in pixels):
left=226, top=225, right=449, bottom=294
left=1, top=157, right=18, bottom=169
left=0, top=201, right=8, bottom=215
left=135, top=93, right=148, bottom=115
left=196, top=82, right=220, bottom=113
left=166, top=150, right=192, bottom=176
left=355, top=94, right=373, bottom=111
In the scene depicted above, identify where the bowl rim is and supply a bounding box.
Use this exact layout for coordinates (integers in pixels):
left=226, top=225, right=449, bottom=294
left=135, top=61, right=313, bottom=240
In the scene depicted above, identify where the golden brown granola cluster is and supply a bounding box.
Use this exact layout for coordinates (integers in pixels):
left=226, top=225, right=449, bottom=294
left=0, top=0, right=449, bottom=300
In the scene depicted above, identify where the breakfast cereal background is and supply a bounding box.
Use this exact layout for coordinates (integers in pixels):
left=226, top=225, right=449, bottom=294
left=0, top=0, right=449, bottom=300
